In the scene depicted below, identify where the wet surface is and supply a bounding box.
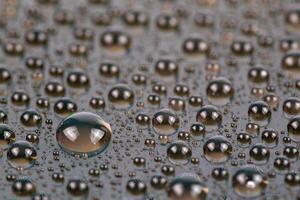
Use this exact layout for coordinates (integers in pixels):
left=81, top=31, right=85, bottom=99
left=0, top=0, right=300, bottom=199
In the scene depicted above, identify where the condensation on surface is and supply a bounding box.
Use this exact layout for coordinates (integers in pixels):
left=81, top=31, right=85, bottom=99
left=0, top=0, right=299, bottom=199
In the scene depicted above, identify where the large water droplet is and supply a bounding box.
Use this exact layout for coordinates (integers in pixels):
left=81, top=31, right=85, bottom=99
left=287, top=116, right=300, bottom=142
left=56, top=112, right=112, bottom=157
left=0, top=124, right=15, bottom=148
left=248, top=101, right=271, bottom=126
left=196, top=105, right=222, bottom=132
left=152, top=109, right=180, bottom=136
left=167, top=141, right=192, bottom=165
left=167, top=174, right=208, bottom=200
left=108, top=84, right=134, bottom=109
left=12, top=178, right=36, bottom=196
left=203, top=135, right=232, bottom=163
left=232, top=166, right=268, bottom=198
left=206, top=77, right=234, bottom=105
left=7, top=141, right=37, bottom=170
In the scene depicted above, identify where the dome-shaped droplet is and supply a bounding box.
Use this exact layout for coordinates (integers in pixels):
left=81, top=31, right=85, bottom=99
left=167, top=141, right=192, bottom=165
left=274, top=157, right=290, bottom=173
left=44, top=81, right=65, bottom=97
left=20, top=109, right=42, bottom=128
left=54, top=98, right=77, bottom=117
left=108, top=84, right=134, bottom=109
left=152, top=109, right=180, bottom=136
left=156, top=14, right=179, bottom=31
left=99, top=62, right=120, bottom=79
left=248, top=67, right=269, bottom=84
left=66, top=71, right=90, bottom=89
left=248, top=101, right=271, bottom=126
left=232, top=166, right=268, bottom=198
left=246, top=122, right=260, bottom=136
left=31, top=193, right=49, bottom=200
left=182, top=37, right=210, bottom=58
left=203, top=135, right=232, bottom=163
left=126, top=179, right=147, bottom=195
left=0, top=124, right=15, bottom=148
left=285, top=172, right=300, bottom=186
left=190, top=123, right=206, bottom=138
left=154, top=59, right=178, bottom=77
left=249, top=144, right=270, bottom=164
left=0, top=67, right=11, bottom=84
left=231, top=40, right=254, bottom=56
left=150, top=175, right=168, bottom=189
left=206, top=77, right=234, bottom=105
left=212, top=167, right=229, bottom=181
left=66, top=179, right=89, bottom=196
left=281, top=51, right=300, bottom=78
left=167, top=174, right=208, bottom=200
left=283, top=145, right=299, bottom=160
left=237, top=132, right=251, bottom=147
left=11, top=91, right=30, bottom=107
left=285, top=9, right=300, bottom=33
left=287, top=116, right=300, bottom=142
left=263, top=93, right=280, bottom=110
left=56, top=112, right=112, bottom=157
left=196, top=105, right=222, bottom=131
left=89, top=97, right=105, bottom=110
left=136, top=113, right=150, bottom=127
left=36, top=97, right=50, bottom=109
left=122, top=10, right=149, bottom=27
left=261, top=129, right=278, bottom=148
left=12, top=178, right=36, bottom=196
left=7, top=141, right=37, bottom=169
left=283, top=97, right=300, bottom=118
left=25, top=133, right=39, bottom=145
left=100, top=30, right=131, bottom=53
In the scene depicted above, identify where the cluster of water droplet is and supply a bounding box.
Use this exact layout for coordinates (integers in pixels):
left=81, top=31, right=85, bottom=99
left=0, top=0, right=299, bottom=199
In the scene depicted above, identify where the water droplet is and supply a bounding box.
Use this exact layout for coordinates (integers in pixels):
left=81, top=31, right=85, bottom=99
left=261, top=129, right=278, bottom=148
left=285, top=172, right=300, bottom=186
left=67, top=179, right=89, bottom=196
left=248, top=67, right=269, bottom=84
left=248, top=101, right=271, bottom=126
left=108, top=84, right=134, bottom=109
left=282, top=51, right=300, bottom=78
left=66, top=71, right=90, bottom=89
left=283, top=97, right=300, bottom=118
left=155, top=59, right=178, bottom=77
left=206, top=77, right=234, bottom=105
left=232, top=166, right=268, bottom=198
left=152, top=109, right=180, bottom=136
left=203, top=135, right=232, bottom=163
left=190, top=123, right=206, bottom=138
left=237, top=132, right=251, bottom=147
left=196, top=105, right=222, bottom=132
left=0, top=124, right=15, bottom=148
left=287, top=116, right=300, bottom=142
left=274, top=157, right=290, bottom=173
left=231, top=40, right=253, bottom=56
left=54, top=98, right=77, bottom=117
left=167, top=141, right=192, bottom=165
left=12, top=178, right=36, bottom=196
left=249, top=144, right=270, bottom=164
left=212, top=167, right=229, bottom=181
left=56, top=112, right=112, bottom=157
left=20, top=109, right=42, bottom=129
left=7, top=141, right=37, bottom=169
left=11, top=91, right=30, bottom=107
left=167, top=174, right=208, bottom=200
left=126, top=179, right=146, bottom=195
left=151, top=175, right=168, bottom=189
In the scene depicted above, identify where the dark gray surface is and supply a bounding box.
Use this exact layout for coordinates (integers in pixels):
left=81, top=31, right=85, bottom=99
left=0, top=0, right=299, bottom=199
